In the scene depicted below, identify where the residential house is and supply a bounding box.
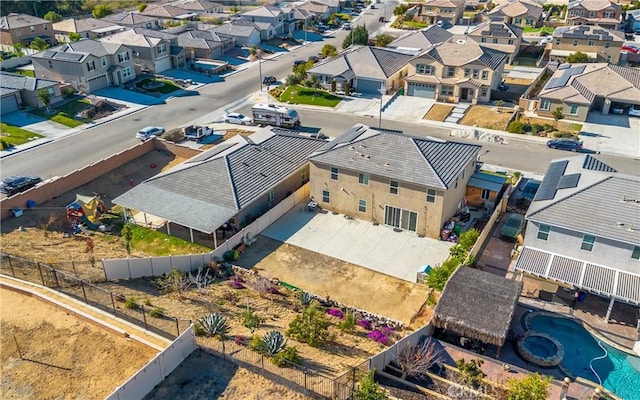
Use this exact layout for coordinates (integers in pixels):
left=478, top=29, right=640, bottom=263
left=310, top=0, right=341, bottom=14
left=207, top=22, right=261, bottom=47
left=294, top=2, right=332, bottom=22
left=0, top=13, right=53, bottom=47
left=306, top=45, right=413, bottom=94
left=387, top=25, right=453, bottom=52
left=404, top=38, right=508, bottom=103
left=237, top=5, right=287, bottom=37
left=140, top=4, right=200, bottom=22
left=0, top=71, right=62, bottom=114
left=100, top=12, right=162, bottom=30
left=31, top=39, right=135, bottom=93
left=547, top=25, right=624, bottom=64
left=176, top=29, right=234, bottom=60
left=173, top=0, right=224, bottom=15
left=515, top=154, right=640, bottom=313
left=232, top=19, right=277, bottom=41
left=466, top=20, right=523, bottom=64
left=487, top=0, right=543, bottom=28
left=566, top=0, right=622, bottom=30
left=280, top=6, right=316, bottom=33
left=308, top=123, right=482, bottom=239
left=112, top=127, right=327, bottom=246
left=627, top=9, right=640, bottom=34
left=53, top=18, right=124, bottom=43
left=415, top=0, right=465, bottom=26
left=101, top=28, right=186, bottom=73
left=465, top=171, right=509, bottom=209
left=537, top=63, right=640, bottom=121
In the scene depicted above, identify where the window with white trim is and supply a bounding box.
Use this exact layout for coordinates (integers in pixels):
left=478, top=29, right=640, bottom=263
left=416, top=64, right=434, bottom=74
left=426, top=188, right=436, bottom=203
left=472, top=69, right=479, bottom=79
left=481, top=87, right=488, bottom=97
left=390, top=180, right=398, bottom=194
left=122, top=67, right=132, bottom=78
left=481, top=70, right=488, bottom=80
left=330, top=166, right=338, bottom=180
left=101, top=56, right=107, bottom=67
left=604, top=11, right=615, bottom=18
left=447, top=67, right=455, bottom=77
left=464, top=68, right=470, bottom=77
left=358, top=199, right=367, bottom=213
left=322, top=189, right=330, bottom=203
left=537, top=224, right=550, bottom=240
left=268, top=190, right=275, bottom=202
left=569, top=104, right=579, bottom=115
left=573, top=39, right=579, bottom=46
left=157, top=43, right=167, bottom=56
left=440, top=85, right=454, bottom=96
left=604, top=42, right=610, bottom=48
left=540, top=99, right=551, bottom=110
left=588, top=40, right=595, bottom=47
left=87, top=60, right=96, bottom=71
left=581, top=234, right=596, bottom=251
left=118, top=51, right=129, bottom=62
left=358, top=173, right=369, bottom=185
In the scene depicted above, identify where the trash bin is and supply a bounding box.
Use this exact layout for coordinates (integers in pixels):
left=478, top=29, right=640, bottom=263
left=10, top=208, right=23, bottom=218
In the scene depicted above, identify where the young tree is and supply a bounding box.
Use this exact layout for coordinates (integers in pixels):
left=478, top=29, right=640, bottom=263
left=551, top=106, right=565, bottom=129
left=155, top=267, right=192, bottom=299
left=342, top=24, right=369, bottom=49
left=37, top=89, right=52, bottom=113
left=121, top=223, right=134, bottom=256
left=393, top=4, right=409, bottom=16
left=396, top=337, right=442, bottom=379
left=30, top=37, right=49, bottom=50
left=321, top=44, right=338, bottom=58
left=375, top=33, right=394, bottom=47
left=68, top=32, right=83, bottom=42
left=138, top=3, right=148, bottom=12
left=12, top=43, right=24, bottom=56
left=495, top=99, right=505, bottom=112
left=44, top=11, right=63, bottom=22
left=92, top=4, right=113, bottom=19
left=507, top=373, right=552, bottom=400
left=286, top=304, right=331, bottom=347
left=566, top=51, right=589, bottom=63
left=354, top=369, right=388, bottom=400
left=456, top=358, right=486, bottom=389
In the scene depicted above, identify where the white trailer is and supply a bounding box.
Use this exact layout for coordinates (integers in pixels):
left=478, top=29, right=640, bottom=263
left=251, top=103, right=300, bottom=128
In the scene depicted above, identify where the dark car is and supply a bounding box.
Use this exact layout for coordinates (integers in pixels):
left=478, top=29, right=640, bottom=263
left=293, top=59, right=306, bottom=70
left=500, top=213, right=525, bottom=242
left=546, top=138, right=583, bottom=152
left=262, top=76, right=277, bottom=85
left=0, top=175, right=42, bottom=195
left=520, top=179, right=541, bottom=202
left=498, top=82, right=509, bottom=91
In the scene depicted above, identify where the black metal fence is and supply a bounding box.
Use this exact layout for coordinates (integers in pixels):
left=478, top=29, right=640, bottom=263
left=200, top=337, right=355, bottom=400
left=0, top=252, right=190, bottom=340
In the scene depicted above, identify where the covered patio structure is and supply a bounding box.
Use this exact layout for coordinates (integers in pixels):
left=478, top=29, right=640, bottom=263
left=433, top=266, right=523, bottom=356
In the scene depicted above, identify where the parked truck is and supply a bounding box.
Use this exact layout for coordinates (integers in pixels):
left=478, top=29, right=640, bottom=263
left=251, top=103, right=300, bottom=128
left=183, top=125, right=214, bottom=141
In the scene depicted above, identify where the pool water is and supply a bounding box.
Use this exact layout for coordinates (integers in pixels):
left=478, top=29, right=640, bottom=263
left=523, top=335, right=558, bottom=358
left=527, top=315, right=640, bottom=400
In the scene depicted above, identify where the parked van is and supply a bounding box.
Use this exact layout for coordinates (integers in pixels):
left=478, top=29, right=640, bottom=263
left=251, top=103, right=300, bottom=128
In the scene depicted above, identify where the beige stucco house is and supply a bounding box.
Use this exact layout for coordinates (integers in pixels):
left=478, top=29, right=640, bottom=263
left=53, top=18, right=124, bottom=43
left=308, top=124, right=482, bottom=239
left=466, top=20, right=523, bottom=64
left=486, top=0, right=543, bottom=28
left=566, top=0, right=622, bottom=30
left=548, top=25, right=624, bottom=64
left=415, top=0, right=465, bottom=25
left=0, top=71, right=63, bottom=115
left=404, top=38, right=508, bottom=103
left=0, top=13, right=53, bottom=47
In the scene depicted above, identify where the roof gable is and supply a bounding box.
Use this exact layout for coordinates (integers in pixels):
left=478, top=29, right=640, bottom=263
left=308, top=45, right=412, bottom=80
left=1, top=13, right=49, bottom=29
left=388, top=26, right=453, bottom=51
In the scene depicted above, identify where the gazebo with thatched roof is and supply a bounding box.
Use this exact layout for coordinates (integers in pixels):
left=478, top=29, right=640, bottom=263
left=433, top=266, right=523, bottom=356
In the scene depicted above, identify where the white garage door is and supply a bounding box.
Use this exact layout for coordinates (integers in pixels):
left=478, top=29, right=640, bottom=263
left=86, top=74, right=108, bottom=92
left=155, top=56, right=173, bottom=73
left=357, top=79, right=383, bottom=94
left=408, top=83, right=436, bottom=98
left=1, top=94, right=19, bottom=114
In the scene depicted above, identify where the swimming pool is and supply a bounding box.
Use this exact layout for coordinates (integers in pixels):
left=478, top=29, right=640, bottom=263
left=526, top=313, right=640, bottom=400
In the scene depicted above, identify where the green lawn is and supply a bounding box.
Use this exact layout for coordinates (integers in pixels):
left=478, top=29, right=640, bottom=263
left=333, top=13, right=352, bottom=21
left=402, top=21, right=429, bottom=29
left=9, top=69, right=35, bottom=77
left=279, top=85, right=341, bottom=107
left=30, top=98, right=91, bottom=128
left=0, top=123, right=43, bottom=146
left=135, top=78, right=182, bottom=94
left=523, top=26, right=554, bottom=35
left=130, top=224, right=211, bottom=256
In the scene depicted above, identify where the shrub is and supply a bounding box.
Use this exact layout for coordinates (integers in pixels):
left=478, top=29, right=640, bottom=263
left=287, top=304, right=331, bottom=347
left=272, top=346, right=300, bottom=367
left=426, top=291, right=438, bottom=307
left=379, top=326, right=394, bottom=336
left=261, top=330, right=287, bottom=356
left=299, top=292, right=314, bottom=307
left=553, top=131, right=575, bottom=138
left=199, top=313, right=230, bottom=339
left=367, top=330, right=389, bottom=344
left=507, top=372, right=552, bottom=400
left=124, top=297, right=139, bottom=309
left=357, top=319, right=372, bottom=330
left=507, top=121, right=526, bottom=134
left=194, top=323, right=206, bottom=336
left=456, top=358, right=486, bottom=389
left=530, top=124, right=545, bottom=134
left=338, top=311, right=357, bottom=333
left=149, top=307, right=165, bottom=318
left=241, top=308, right=264, bottom=332
left=162, top=128, right=184, bottom=143
left=354, top=369, right=388, bottom=400
left=249, top=335, right=263, bottom=352
left=144, top=297, right=153, bottom=306
left=327, top=308, right=345, bottom=319
left=228, top=275, right=244, bottom=289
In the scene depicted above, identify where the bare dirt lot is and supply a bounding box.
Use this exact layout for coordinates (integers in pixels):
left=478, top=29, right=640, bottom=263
left=0, top=287, right=158, bottom=400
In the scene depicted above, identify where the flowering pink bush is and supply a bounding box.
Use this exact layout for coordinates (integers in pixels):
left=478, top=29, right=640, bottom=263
left=229, top=280, right=244, bottom=289
left=327, top=308, right=345, bottom=319
left=367, top=330, right=389, bottom=344
left=357, top=319, right=372, bottom=330
left=380, top=326, right=394, bottom=336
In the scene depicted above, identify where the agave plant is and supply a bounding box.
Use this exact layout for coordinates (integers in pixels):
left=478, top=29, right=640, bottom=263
left=199, top=313, right=230, bottom=340
left=260, top=330, right=287, bottom=356
left=299, top=292, right=314, bottom=307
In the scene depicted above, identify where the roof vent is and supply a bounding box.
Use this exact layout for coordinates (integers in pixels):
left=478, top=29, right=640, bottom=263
left=456, top=39, right=466, bottom=45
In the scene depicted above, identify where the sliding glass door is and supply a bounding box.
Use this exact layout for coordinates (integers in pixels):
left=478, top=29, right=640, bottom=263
left=384, top=205, right=418, bottom=232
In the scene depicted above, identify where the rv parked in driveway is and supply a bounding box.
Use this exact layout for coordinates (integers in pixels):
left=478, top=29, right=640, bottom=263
left=251, top=103, right=301, bottom=128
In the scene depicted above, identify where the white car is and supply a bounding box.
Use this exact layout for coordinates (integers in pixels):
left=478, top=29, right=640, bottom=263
left=224, top=112, right=252, bottom=125
left=136, top=126, right=165, bottom=141
left=629, top=104, right=640, bottom=117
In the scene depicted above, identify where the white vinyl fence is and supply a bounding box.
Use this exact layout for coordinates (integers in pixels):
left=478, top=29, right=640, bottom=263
left=368, top=321, right=434, bottom=372
left=104, top=325, right=197, bottom=400
left=102, top=184, right=310, bottom=280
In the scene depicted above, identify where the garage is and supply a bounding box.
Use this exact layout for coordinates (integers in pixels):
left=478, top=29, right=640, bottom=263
left=356, top=78, right=384, bottom=94
left=86, top=74, right=108, bottom=92
left=408, top=83, right=436, bottom=98
left=154, top=56, right=172, bottom=73
left=1, top=90, right=20, bottom=115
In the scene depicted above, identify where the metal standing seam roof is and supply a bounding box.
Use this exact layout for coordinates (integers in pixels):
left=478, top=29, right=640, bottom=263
left=113, top=131, right=326, bottom=233
left=515, top=247, right=640, bottom=305
left=309, top=124, right=481, bottom=190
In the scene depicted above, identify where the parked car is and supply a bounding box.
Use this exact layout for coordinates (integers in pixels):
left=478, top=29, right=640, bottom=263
left=135, top=126, right=165, bottom=141
left=629, top=104, right=640, bottom=117
left=500, top=213, right=525, bottom=242
left=498, top=82, right=510, bottom=91
left=0, top=175, right=42, bottom=195
left=518, top=179, right=541, bottom=207
left=539, top=38, right=551, bottom=46
left=621, top=45, right=639, bottom=54
left=262, top=76, right=277, bottom=85
left=546, top=138, right=583, bottom=152
left=293, top=59, right=306, bottom=70
left=307, top=55, right=319, bottom=63
left=224, top=112, right=252, bottom=125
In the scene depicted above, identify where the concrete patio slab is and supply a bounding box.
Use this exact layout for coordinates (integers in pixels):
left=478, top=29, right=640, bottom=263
left=261, top=207, right=454, bottom=282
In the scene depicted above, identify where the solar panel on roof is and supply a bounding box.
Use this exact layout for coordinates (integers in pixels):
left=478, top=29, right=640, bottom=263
left=557, top=173, right=581, bottom=189
left=55, top=53, right=84, bottom=61
left=535, top=160, right=568, bottom=201
left=558, top=64, right=570, bottom=70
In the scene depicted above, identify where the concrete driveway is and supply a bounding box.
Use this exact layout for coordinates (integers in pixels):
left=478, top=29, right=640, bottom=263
left=579, top=112, right=640, bottom=158
left=261, top=206, right=454, bottom=282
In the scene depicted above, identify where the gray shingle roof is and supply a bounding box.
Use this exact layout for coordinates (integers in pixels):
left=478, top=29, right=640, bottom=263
left=101, top=12, right=160, bottom=26
left=177, top=30, right=223, bottom=49
left=308, top=45, right=412, bottom=80
left=309, top=124, right=481, bottom=189
left=1, top=13, right=49, bottom=29
left=0, top=71, right=58, bottom=91
left=113, top=128, right=326, bottom=233
left=208, top=22, right=257, bottom=37
left=388, top=26, right=453, bottom=50
left=32, top=39, right=121, bottom=62
left=526, top=155, right=640, bottom=245
left=420, top=39, right=508, bottom=69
